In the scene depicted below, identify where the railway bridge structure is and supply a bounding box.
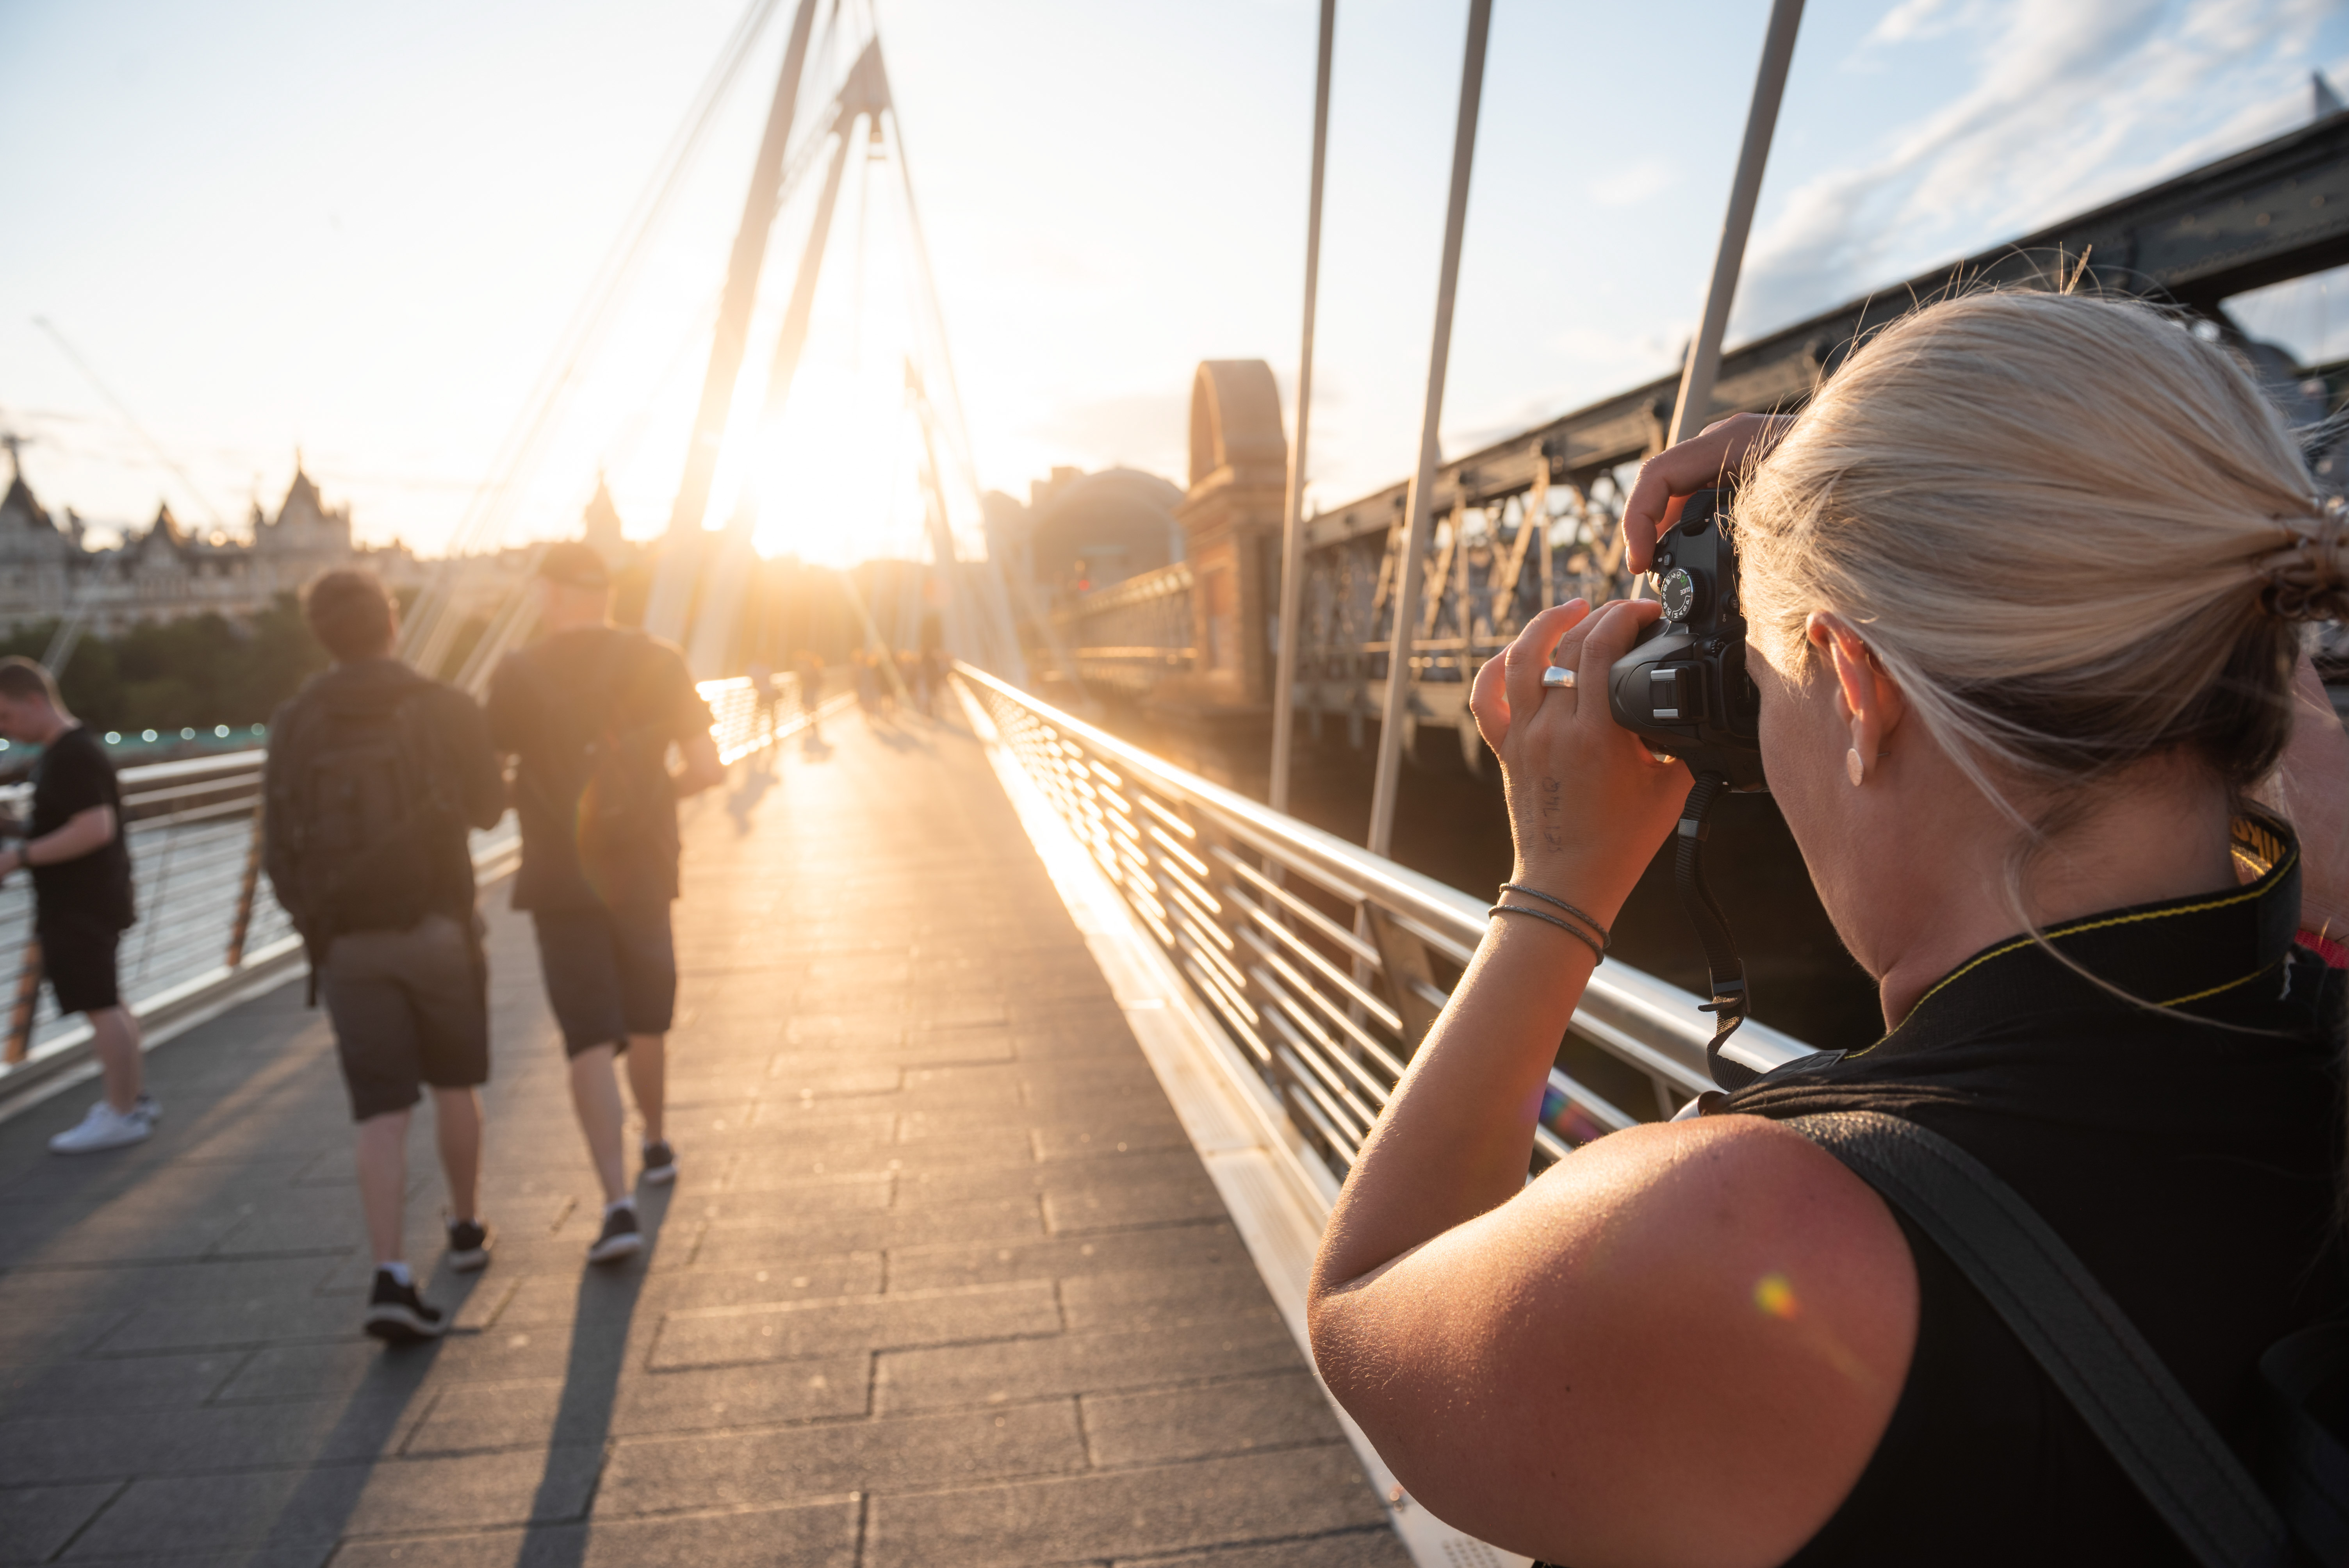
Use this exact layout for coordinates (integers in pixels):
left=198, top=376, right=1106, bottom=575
left=1059, top=110, right=2349, bottom=768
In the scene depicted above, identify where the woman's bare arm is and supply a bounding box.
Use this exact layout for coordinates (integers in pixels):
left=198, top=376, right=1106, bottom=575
left=1310, top=599, right=1683, bottom=1299
left=1306, top=590, right=1915, bottom=1566
left=1316, top=1115, right=1916, bottom=1567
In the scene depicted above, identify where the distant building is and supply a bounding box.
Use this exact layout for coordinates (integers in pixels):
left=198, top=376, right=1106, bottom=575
left=0, top=450, right=421, bottom=636
left=417, top=475, right=643, bottom=634
left=984, top=465, right=1186, bottom=606
left=581, top=472, right=625, bottom=562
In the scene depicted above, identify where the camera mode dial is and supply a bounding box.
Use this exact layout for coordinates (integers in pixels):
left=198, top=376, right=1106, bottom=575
left=1657, top=567, right=1698, bottom=623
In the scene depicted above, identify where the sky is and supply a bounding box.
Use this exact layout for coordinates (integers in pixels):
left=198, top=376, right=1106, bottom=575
left=2, top=0, right=2346, bottom=567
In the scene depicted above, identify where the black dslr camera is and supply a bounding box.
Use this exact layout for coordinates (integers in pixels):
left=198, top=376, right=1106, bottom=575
left=1604, top=488, right=1767, bottom=1085
left=1606, top=489, right=1764, bottom=791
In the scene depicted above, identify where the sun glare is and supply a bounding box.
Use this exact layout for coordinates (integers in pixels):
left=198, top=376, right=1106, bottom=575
left=746, top=357, right=925, bottom=567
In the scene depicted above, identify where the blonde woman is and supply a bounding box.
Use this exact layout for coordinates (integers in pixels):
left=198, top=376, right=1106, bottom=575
left=1308, top=291, right=2349, bottom=1567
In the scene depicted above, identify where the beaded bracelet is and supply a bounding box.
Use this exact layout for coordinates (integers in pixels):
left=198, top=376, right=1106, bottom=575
left=1489, top=902, right=1604, bottom=966
left=1496, top=883, right=1610, bottom=950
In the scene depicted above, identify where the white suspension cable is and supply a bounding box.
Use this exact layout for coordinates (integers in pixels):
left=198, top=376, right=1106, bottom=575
left=405, top=0, right=789, bottom=666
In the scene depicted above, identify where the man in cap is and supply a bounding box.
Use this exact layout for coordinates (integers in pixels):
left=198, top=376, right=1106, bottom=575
left=487, top=543, right=724, bottom=1265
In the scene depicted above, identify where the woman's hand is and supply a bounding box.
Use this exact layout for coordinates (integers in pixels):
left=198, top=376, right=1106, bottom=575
left=1621, top=412, right=1794, bottom=572
left=1470, top=598, right=1690, bottom=921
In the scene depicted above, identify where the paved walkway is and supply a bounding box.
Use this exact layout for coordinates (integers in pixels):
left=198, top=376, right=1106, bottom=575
left=0, top=710, right=1408, bottom=1567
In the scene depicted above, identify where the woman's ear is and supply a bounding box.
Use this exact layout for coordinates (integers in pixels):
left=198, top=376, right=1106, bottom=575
left=1806, top=613, right=1906, bottom=785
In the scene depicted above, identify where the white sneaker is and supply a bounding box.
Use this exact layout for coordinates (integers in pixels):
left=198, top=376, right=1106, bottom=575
left=49, top=1100, right=154, bottom=1155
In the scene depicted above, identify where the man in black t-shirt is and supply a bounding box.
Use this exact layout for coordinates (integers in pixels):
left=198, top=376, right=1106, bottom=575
left=487, top=542, right=722, bottom=1266
left=0, top=657, right=149, bottom=1155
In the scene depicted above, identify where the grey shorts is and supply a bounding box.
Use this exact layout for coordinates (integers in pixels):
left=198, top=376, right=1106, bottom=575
left=321, top=913, right=490, bottom=1122
left=529, top=903, right=676, bottom=1058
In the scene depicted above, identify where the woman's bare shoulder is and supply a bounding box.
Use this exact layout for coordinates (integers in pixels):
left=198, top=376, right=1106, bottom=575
left=1314, top=1114, right=1918, bottom=1568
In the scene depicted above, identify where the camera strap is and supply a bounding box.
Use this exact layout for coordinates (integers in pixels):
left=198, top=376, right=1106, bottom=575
left=1788, top=1110, right=2299, bottom=1568
left=1676, top=769, right=1755, bottom=1090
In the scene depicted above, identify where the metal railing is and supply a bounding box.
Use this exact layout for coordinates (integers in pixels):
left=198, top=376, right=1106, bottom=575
left=959, top=663, right=1818, bottom=1174
left=0, top=672, right=808, bottom=1106
left=1056, top=563, right=1197, bottom=697
left=700, top=671, right=805, bottom=763
left=0, top=748, right=522, bottom=1099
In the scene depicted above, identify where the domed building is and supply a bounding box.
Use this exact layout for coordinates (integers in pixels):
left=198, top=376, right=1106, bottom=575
left=986, top=465, right=1185, bottom=608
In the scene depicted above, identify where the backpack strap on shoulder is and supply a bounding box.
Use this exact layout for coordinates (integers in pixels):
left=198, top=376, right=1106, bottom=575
left=2255, top=1322, right=2349, bottom=1564
left=1784, top=1110, right=2297, bottom=1568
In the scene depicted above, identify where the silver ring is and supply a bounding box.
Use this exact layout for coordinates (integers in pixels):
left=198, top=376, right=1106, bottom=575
left=1541, top=666, right=1576, bottom=689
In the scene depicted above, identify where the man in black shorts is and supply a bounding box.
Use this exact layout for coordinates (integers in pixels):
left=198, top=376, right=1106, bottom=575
left=0, top=659, right=148, bottom=1155
left=266, top=569, right=505, bottom=1341
left=488, top=543, right=722, bottom=1265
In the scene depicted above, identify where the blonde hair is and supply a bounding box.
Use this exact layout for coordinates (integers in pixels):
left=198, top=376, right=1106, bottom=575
left=1737, top=290, right=2347, bottom=814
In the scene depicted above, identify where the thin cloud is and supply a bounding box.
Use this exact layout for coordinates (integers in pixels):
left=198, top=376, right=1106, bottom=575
left=1734, top=0, right=2338, bottom=339
left=1863, top=0, right=1998, bottom=48
left=1590, top=156, right=1677, bottom=208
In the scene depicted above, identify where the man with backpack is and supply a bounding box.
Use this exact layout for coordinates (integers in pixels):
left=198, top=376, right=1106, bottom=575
left=0, top=658, right=149, bottom=1155
left=265, top=568, right=505, bottom=1342
left=487, top=543, right=722, bottom=1266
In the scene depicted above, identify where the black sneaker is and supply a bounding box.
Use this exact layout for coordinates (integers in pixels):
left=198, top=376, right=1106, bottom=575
left=445, top=1217, right=492, bottom=1272
left=639, top=1139, right=677, bottom=1187
left=364, top=1270, right=446, bottom=1343
left=587, top=1204, right=643, bottom=1265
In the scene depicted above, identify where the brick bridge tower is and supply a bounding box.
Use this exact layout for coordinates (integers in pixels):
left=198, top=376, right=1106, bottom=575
left=1175, top=359, right=1287, bottom=711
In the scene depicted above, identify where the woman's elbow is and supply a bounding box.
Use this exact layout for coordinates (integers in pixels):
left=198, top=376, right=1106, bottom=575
left=1304, top=1282, right=1382, bottom=1421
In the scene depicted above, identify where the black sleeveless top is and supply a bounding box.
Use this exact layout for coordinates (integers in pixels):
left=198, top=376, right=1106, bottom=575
left=1723, top=826, right=2346, bottom=1567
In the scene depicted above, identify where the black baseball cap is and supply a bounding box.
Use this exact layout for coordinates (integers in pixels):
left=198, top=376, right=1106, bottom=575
left=537, top=541, right=610, bottom=591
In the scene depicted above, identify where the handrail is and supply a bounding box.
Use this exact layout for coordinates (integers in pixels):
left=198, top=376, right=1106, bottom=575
left=698, top=671, right=806, bottom=764
left=958, top=662, right=1818, bottom=1174
left=0, top=674, right=807, bottom=1109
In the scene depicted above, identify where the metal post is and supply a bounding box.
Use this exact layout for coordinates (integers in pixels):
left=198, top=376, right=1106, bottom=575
left=1267, top=0, right=1337, bottom=816
left=225, top=802, right=265, bottom=969
left=686, top=110, right=862, bottom=678
left=1665, top=0, right=1805, bottom=449
left=1365, top=0, right=1492, bottom=860
left=645, top=0, right=825, bottom=642
left=1531, top=461, right=1554, bottom=610
left=5, top=932, right=40, bottom=1064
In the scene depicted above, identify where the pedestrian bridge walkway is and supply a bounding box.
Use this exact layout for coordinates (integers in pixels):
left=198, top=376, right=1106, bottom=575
left=0, top=705, right=1417, bottom=1567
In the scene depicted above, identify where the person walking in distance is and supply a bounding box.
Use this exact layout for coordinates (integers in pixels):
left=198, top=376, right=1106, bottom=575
left=852, top=650, right=879, bottom=720
left=488, top=543, right=724, bottom=1265
left=792, top=650, right=824, bottom=738
left=0, top=659, right=149, bottom=1154
left=265, top=570, right=505, bottom=1342
left=746, top=658, right=777, bottom=750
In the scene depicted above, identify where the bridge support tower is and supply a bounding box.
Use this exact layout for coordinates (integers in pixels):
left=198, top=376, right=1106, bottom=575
left=1172, top=360, right=1288, bottom=715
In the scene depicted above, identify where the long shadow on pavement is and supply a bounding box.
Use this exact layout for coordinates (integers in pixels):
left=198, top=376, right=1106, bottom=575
left=516, top=1180, right=672, bottom=1566
left=251, top=1254, right=494, bottom=1560
left=725, top=767, right=778, bottom=835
